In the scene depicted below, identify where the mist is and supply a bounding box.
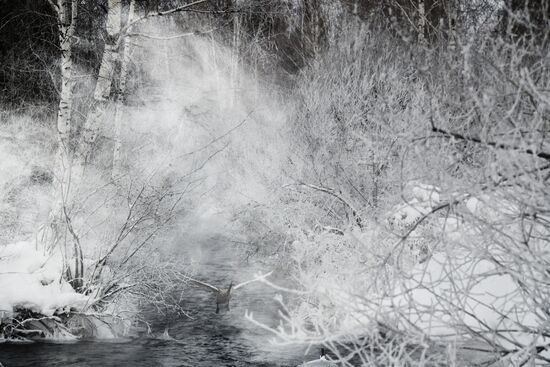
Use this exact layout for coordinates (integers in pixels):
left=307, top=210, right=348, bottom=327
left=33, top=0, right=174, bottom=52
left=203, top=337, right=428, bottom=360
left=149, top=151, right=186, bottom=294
left=123, top=21, right=290, bottom=251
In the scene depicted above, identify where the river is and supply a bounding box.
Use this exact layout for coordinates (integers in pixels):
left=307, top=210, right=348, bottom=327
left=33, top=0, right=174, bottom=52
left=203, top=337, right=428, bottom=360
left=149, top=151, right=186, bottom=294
left=0, top=238, right=320, bottom=367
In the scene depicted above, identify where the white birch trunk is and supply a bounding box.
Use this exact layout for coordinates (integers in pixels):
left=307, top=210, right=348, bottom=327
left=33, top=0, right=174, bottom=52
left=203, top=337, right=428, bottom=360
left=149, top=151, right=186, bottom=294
left=41, top=0, right=77, bottom=253
left=78, top=0, right=122, bottom=169
left=112, top=0, right=135, bottom=179
left=40, top=0, right=85, bottom=291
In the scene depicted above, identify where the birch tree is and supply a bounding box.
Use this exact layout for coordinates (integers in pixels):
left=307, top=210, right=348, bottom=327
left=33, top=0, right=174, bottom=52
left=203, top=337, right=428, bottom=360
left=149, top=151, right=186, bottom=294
left=112, top=0, right=136, bottom=178
left=42, top=0, right=212, bottom=295
left=79, top=0, right=209, bottom=175
left=41, top=0, right=84, bottom=291
left=46, top=0, right=78, bottom=234
left=45, top=0, right=126, bottom=292
left=77, top=0, right=123, bottom=171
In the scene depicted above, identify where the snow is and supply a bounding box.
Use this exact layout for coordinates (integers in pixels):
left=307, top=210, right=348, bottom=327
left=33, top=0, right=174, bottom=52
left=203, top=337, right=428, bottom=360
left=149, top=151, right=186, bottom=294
left=387, top=184, right=544, bottom=347
left=285, top=181, right=550, bottom=364
left=394, top=251, right=546, bottom=352
left=387, top=200, right=431, bottom=231
left=387, top=182, right=443, bottom=232
left=406, top=182, right=441, bottom=205
left=465, top=197, right=480, bottom=214
left=0, top=241, right=91, bottom=318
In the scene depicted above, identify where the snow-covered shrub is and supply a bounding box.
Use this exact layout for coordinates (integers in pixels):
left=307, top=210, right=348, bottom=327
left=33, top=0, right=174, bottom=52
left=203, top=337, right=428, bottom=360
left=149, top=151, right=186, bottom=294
left=248, top=7, right=550, bottom=366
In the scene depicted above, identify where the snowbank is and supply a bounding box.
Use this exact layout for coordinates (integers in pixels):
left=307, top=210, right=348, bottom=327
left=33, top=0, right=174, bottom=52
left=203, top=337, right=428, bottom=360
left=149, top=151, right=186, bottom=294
left=396, top=252, right=537, bottom=339
left=0, top=241, right=90, bottom=318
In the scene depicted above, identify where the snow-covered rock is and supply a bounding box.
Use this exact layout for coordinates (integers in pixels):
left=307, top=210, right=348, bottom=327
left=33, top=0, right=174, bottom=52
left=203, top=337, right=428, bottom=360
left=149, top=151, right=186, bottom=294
left=0, top=241, right=90, bottom=318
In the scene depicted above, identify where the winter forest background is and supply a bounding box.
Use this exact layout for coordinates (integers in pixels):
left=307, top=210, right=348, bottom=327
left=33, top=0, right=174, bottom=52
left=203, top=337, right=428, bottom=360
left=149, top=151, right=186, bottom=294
left=0, top=0, right=550, bottom=366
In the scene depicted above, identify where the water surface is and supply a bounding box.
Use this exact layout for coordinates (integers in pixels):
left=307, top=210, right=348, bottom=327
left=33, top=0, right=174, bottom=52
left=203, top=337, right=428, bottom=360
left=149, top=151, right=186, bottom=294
left=0, top=239, right=318, bottom=367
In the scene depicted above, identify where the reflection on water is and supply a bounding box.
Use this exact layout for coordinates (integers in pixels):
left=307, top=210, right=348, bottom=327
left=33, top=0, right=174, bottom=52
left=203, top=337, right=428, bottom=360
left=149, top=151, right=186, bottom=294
left=0, top=337, right=293, bottom=367
left=0, top=239, right=319, bottom=367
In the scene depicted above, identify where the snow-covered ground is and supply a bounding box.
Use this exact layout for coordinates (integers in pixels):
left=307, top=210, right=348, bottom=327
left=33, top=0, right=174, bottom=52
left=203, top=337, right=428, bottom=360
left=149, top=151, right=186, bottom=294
left=0, top=241, right=90, bottom=319
left=262, top=182, right=550, bottom=365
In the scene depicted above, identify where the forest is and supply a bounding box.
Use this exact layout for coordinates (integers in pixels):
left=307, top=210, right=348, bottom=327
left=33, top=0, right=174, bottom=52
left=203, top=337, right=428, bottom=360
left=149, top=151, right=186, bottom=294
left=0, top=0, right=549, bottom=366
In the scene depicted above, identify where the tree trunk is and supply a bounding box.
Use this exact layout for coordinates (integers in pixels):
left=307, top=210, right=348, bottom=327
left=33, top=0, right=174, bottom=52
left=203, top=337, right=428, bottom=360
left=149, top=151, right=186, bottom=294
left=447, top=1, right=457, bottom=51
left=78, top=0, right=122, bottom=168
left=70, top=0, right=122, bottom=291
left=112, top=0, right=135, bottom=179
left=417, top=0, right=426, bottom=46
left=42, top=0, right=84, bottom=291
left=43, top=0, right=77, bottom=252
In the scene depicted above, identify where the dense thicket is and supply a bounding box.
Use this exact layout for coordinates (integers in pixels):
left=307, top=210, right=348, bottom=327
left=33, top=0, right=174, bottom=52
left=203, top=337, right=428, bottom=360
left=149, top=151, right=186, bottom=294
left=5, top=0, right=547, bottom=107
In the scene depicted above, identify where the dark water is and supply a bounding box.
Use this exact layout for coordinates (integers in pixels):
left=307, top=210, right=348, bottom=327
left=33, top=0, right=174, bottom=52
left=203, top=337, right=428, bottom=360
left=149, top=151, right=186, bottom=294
left=0, top=239, right=319, bottom=367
